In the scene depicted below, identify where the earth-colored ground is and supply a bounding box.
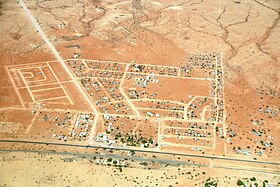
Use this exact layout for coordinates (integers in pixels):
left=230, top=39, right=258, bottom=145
left=0, top=147, right=279, bottom=187
left=0, top=0, right=280, bottom=186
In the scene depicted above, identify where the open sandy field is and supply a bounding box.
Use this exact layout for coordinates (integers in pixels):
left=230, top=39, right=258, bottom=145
left=0, top=145, right=279, bottom=187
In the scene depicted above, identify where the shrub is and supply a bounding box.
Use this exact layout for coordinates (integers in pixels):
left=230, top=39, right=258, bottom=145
left=237, top=180, right=244, bottom=186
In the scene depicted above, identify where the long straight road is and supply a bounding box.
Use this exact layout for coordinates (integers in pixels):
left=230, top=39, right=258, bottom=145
left=1, top=139, right=279, bottom=166
left=119, top=64, right=140, bottom=116
left=1, top=148, right=279, bottom=175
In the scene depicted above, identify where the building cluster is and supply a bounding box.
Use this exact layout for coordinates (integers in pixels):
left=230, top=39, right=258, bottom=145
left=47, top=112, right=74, bottom=141
left=133, top=73, right=159, bottom=87
left=67, top=57, right=224, bottom=121
left=127, top=88, right=158, bottom=100
left=163, top=128, right=213, bottom=139
left=165, top=120, right=215, bottom=130
left=215, top=125, right=224, bottom=138
left=138, top=100, right=184, bottom=111
left=129, top=64, right=179, bottom=76
left=127, top=87, right=145, bottom=99
left=233, top=148, right=252, bottom=156
left=67, top=59, right=125, bottom=79
left=160, top=135, right=213, bottom=148
left=101, top=102, right=133, bottom=115
left=126, top=74, right=159, bottom=100
left=231, top=126, right=274, bottom=157
left=180, top=64, right=192, bottom=77
left=81, top=78, right=112, bottom=106
left=211, top=80, right=216, bottom=97
left=259, top=106, right=279, bottom=117
left=50, top=112, right=94, bottom=141
left=81, top=77, right=133, bottom=115
left=85, top=60, right=126, bottom=72
left=98, top=114, right=124, bottom=141
left=216, top=99, right=224, bottom=122
left=65, top=55, right=225, bottom=150
left=159, top=120, right=215, bottom=147
left=69, top=114, right=94, bottom=141
left=249, top=128, right=275, bottom=157
left=187, top=97, right=215, bottom=120
left=67, top=59, right=89, bottom=77
left=97, top=114, right=158, bottom=148
left=215, top=55, right=224, bottom=122
left=81, top=70, right=124, bottom=79
left=143, top=110, right=184, bottom=119
left=215, top=55, right=223, bottom=98
left=180, top=53, right=225, bottom=123
left=180, top=53, right=216, bottom=78
left=99, top=78, right=123, bottom=100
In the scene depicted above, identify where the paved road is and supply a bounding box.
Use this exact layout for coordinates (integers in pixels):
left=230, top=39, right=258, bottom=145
left=0, top=149, right=197, bottom=167
left=1, top=139, right=279, bottom=166
left=1, top=149, right=279, bottom=175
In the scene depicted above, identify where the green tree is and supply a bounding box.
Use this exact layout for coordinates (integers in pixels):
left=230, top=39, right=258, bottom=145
left=237, top=180, right=244, bottom=186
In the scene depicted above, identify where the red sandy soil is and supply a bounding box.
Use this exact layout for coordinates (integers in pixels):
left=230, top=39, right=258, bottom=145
left=0, top=0, right=280, bottom=186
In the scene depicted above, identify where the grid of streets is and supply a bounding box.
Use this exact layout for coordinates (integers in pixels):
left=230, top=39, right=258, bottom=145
left=6, top=53, right=225, bottom=151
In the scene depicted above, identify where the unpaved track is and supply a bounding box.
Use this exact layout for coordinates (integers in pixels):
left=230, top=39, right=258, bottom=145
left=18, top=0, right=99, bottom=144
